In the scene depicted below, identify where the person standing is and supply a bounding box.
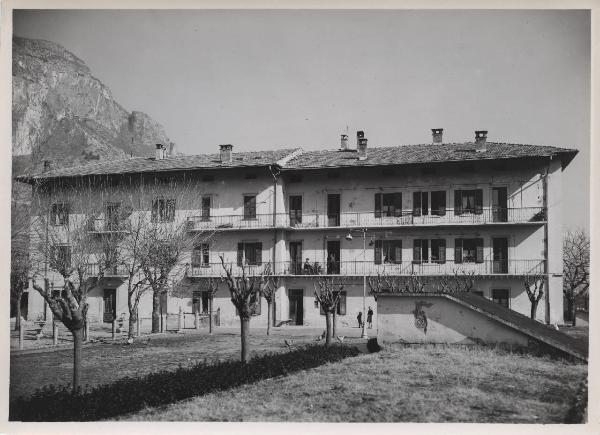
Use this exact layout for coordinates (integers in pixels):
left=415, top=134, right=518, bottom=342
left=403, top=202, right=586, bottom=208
left=357, top=311, right=363, bottom=329
left=367, top=306, right=373, bottom=329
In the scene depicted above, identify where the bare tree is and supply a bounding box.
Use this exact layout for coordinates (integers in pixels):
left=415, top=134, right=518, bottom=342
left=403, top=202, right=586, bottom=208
left=367, top=272, right=428, bottom=295
left=313, top=276, right=344, bottom=346
left=261, top=264, right=279, bottom=336
left=431, top=270, right=476, bottom=293
left=524, top=274, right=545, bottom=320
left=11, top=249, right=30, bottom=331
left=563, top=230, right=590, bottom=326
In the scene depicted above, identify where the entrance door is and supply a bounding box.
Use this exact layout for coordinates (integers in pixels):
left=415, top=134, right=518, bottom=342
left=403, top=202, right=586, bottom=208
left=289, top=241, right=303, bottom=275
left=492, top=187, right=508, bottom=222
left=103, top=289, right=116, bottom=323
left=493, top=238, right=509, bottom=274
left=289, top=289, right=304, bottom=325
left=327, top=194, right=341, bottom=227
left=327, top=240, right=341, bottom=274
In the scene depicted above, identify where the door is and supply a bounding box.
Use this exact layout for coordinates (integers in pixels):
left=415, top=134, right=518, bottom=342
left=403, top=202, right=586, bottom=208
left=289, top=195, right=302, bottom=227
left=289, top=241, right=303, bottom=275
left=492, top=187, right=508, bottom=222
left=327, top=194, right=340, bottom=227
left=327, top=240, right=341, bottom=274
left=103, top=289, right=116, bottom=323
left=493, top=238, right=509, bottom=273
left=192, top=291, right=202, bottom=314
left=289, top=289, right=304, bottom=325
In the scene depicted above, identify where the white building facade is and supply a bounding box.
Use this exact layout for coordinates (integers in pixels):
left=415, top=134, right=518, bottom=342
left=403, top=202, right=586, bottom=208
left=19, top=130, right=577, bottom=330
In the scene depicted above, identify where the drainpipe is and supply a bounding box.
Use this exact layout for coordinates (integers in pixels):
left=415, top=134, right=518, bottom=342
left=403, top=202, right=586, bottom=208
left=542, top=162, right=550, bottom=325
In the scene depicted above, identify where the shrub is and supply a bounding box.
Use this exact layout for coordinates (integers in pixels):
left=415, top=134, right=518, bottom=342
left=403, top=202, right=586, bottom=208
left=367, top=337, right=381, bottom=353
left=10, top=343, right=359, bottom=421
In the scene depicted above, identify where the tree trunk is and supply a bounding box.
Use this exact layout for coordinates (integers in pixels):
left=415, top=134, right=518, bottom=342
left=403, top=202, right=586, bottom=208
left=72, top=327, right=84, bottom=393
left=325, top=312, right=332, bottom=346
left=240, top=316, right=250, bottom=363
left=267, top=301, right=272, bottom=336
left=15, top=293, right=22, bottom=332
left=530, top=299, right=539, bottom=320
left=332, top=310, right=337, bottom=337
left=209, top=296, right=213, bottom=335
left=152, top=291, right=160, bottom=333
left=128, top=310, right=137, bottom=339
left=572, top=299, right=577, bottom=327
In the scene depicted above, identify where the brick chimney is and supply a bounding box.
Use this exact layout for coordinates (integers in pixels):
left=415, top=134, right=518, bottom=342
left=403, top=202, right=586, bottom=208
left=219, top=144, right=233, bottom=163
left=432, top=128, right=443, bottom=144
left=475, top=130, right=487, bottom=152
left=358, top=137, right=368, bottom=161
left=340, top=134, right=349, bottom=151
left=155, top=143, right=165, bottom=160
left=356, top=131, right=364, bottom=148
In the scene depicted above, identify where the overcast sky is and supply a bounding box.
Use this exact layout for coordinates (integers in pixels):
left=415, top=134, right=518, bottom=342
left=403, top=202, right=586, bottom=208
left=13, top=9, right=590, bottom=231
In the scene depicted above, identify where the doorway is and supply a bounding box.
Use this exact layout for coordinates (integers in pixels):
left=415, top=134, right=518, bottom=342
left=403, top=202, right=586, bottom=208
left=289, top=195, right=302, bottom=227
left=493, top=238, right=509, bottom=274
left=103, top=289, right=116, bottom=323
left=327, top=194, right=340, bottom=227
left=289, top=289, right=304, bottom=325
left=289, top=241, right=303, bottom=275
left=492, top=187, right=508, bottom=222
left=327, top=240, right=341, bottom=274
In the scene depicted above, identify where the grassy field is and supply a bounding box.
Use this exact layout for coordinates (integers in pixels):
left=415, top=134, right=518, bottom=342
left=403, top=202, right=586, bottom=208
left=119, top=344, right=586, bottom=423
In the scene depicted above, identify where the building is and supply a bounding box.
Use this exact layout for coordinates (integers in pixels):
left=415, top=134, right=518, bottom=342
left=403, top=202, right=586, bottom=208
left=17, top=130, right=577, bottom=330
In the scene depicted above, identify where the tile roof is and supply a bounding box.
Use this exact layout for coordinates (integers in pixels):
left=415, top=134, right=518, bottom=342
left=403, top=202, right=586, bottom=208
left=283, top=142, right=578, bottom=170
left=19, top=148, right=300, bottom=182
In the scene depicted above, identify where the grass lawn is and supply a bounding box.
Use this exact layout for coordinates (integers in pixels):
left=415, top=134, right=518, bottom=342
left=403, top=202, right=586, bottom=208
left=120, top=345, right=586, bottom=423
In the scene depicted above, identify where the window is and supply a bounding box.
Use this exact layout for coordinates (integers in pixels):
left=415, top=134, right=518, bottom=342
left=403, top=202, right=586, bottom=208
left=319, top=291, right=346, bottom=315
left=431, top=191, right=446, bottom=216
left=50, top=202, right=69, bottom=226
left=430, top=239, right=446, bottom=264
left=413, top=239, right=429, bottom=264
left=51, top=245, right=71, bottom=271
left=243, top=195, right=257, bottom=220
left=412, top=192, right=429, bottom=216
left=237, top=242, right=262, bottom=266
left=193, top=291, right=210, bottom=314
left=375, top=192, right=402, bottom=218
left=201, top=196, right=211, bottom=221
left=374, top=240, right=402, bottom=264
left=191, top=244, right=210, bottom=267
left=105, top=202, right=121, bottom=231
left=151, top=198, right=175, bottom=222
left=289, top=195, right=302, bottom=226
left=492, top=289, right=510, bottom=308
left=454, top=238, right=484, bottom=263
left=454, top=189, right=483, bottom=215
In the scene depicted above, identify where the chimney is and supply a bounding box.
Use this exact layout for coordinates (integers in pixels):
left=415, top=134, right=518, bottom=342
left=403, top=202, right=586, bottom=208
left=219, top=144, right=233, bottom=163
left=358, top=137, right=368, bottom=161
left=168, top=142, right=176, bottom=157
left=475, top=130, right=487, bottom=152
left=155, top=143, right=165, bottom=160
left=43, top=160, right=51, bottom=172
left=356, top=130, right=364, bottom=148
left=340, top=134, right=348, bottom=151
left=431, top=128, right=443, bottom=144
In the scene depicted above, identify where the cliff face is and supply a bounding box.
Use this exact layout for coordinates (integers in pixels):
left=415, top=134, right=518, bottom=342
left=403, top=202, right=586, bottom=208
left=12, top=36, right=173, bottom=172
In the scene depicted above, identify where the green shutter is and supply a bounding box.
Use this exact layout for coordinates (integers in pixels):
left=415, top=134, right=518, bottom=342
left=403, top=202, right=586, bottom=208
left=438, top=239, right=446, bottom=263
left=454, top=238, right=463, bottom=263
left=395, top=240, right=402, bottom=264
left=256, top=243, right=262, bottom=265
left=413, top=239, right=421, bottom=263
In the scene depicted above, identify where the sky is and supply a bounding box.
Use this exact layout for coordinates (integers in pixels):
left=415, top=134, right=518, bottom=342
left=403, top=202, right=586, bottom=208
left=12, top=9, right=590, bottom=231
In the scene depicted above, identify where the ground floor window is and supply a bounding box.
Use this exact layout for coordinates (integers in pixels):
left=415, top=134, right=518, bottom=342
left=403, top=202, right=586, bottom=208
left=319, top=291, right=346, bottom=315
left=192, top=291, right=210, bottom=314
left=492, top=289, right=510, bottom=308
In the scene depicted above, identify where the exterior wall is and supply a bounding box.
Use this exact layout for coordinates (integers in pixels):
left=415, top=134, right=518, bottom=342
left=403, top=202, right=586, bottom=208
left=377, top=294, right=530, bottom=346
left=545, top=159, right=564, bottom=324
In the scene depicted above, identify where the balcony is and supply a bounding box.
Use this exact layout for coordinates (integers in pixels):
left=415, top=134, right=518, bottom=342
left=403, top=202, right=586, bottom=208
left=187, top=207, right=546, bottom=231
left=186, top=259, right=545, bottom=278
left=87, top=218, right=128, bottom=234
left=86, top=263, right=129, bottom=278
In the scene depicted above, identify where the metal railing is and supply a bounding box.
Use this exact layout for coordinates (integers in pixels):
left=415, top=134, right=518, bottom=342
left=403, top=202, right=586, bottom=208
left=187, top=259, right=545, bottom=277
left=86, top=263, right=129, bottom=277
left=87, top=218, right=125, bottom=233
left=187, top=207, right=546, bottom=231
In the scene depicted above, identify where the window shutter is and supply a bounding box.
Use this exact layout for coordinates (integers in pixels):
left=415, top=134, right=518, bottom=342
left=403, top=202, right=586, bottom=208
left=374, top=193, right=382, bottom=218
left=454, top=190, right=462, bottom=215
left=254, top=293, right=261, bottom=315
left=395, top=240, right=402, bottom=264
left=412, top=192, right=421, bottom=216
left=475, top=189, right=483, bottom=214
left=413, top=239, right=421, bottom=263
left=256, top=243, right=262, bottom=265
left=338, top=292, right=347, bottom=315
left=422, top=239, right=429, bottom=263
left=422, top=192, right=429, bottom=215
left=374, top=240, right=383, bottom=265
left=394, top=193, right=403, bottom=217
left=237, top=243, right=243, bottom=266
left=438, top=239, right=446, bottom=263
left=454, top=238, right=463, bottom=263
left=476, top=238, right=484, bottom=263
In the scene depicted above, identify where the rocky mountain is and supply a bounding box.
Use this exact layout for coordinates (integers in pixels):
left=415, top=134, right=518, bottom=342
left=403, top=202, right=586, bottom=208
left=12, top=36, right=174, bottom=173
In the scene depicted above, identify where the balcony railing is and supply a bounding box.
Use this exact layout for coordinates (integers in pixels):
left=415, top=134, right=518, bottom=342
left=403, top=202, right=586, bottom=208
left=187, top=259, right=545, bottom=278
left=87, top=218, right=126, bottom=233
left=187, top=207, right=546, bottom=231
left=86, top=263, right=129, bottom=277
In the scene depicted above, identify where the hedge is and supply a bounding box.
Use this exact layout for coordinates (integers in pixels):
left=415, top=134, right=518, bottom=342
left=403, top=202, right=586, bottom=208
left=10, top=343, right=359, bottom=421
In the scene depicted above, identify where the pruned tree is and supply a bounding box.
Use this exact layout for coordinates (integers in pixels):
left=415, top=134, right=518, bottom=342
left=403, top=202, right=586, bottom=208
left=563, top=230, right=590, bottom=325
left=524, top=274, right=545, bottom=320
left=261, top=264, right=279, bottom=336
left=367, top=272, right=427, bottom=295
left=313, top=276, right=344, bottom=346
left=219, top=255, right=268, bottom=362
left=431, top=269, right=476, bottom=293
